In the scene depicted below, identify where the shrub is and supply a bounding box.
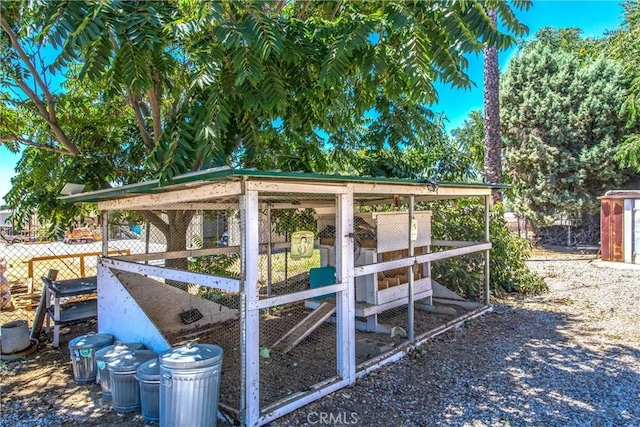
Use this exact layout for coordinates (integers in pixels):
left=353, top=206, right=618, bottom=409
left=430, top=200, right=547, bottom=299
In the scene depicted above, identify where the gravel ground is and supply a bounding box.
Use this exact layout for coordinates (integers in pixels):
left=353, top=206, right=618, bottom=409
left=271, top=252, right=640, bottom=427
left=1, top=250, right=639, bottom=426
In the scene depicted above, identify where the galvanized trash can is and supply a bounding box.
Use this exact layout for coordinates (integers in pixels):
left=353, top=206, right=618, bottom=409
left=108, top=349, right=157, bottom=412
left=68, top=333, right=114, bottom=383
left=95, top=342, right=145, bottom=401
left=159, top=342, right=224, bottom=427
left=136, top=358, right=160, bottom=423
left=1, top=320, right=31, bottom=354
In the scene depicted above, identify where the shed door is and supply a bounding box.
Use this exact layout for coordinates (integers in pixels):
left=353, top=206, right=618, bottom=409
left=611, top=201, right=624, bottom=262
left=601, top=200, right=624, bottom=262
left=601, top=201, right=611, bottom=261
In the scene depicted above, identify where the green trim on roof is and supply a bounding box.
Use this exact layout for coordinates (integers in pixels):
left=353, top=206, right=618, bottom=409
left=60, top=167, right=510, bottom=203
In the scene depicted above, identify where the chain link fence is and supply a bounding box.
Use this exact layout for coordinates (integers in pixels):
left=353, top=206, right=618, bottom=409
left=0, top=219, right=134, bottom=330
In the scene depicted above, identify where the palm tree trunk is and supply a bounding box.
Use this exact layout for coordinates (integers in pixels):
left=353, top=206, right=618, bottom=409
left=483, top=8, right=503, bottom=205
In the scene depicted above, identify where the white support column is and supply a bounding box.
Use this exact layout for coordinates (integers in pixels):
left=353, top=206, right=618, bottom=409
left=241, top=190, right=261, bottom=426
left=407, top=195, right=415, bottom=341
left=101, top=211, right=109, bottom=257
left=336, top=187, right=355, bottom=384
left=484, top=195, right=491, bottom=306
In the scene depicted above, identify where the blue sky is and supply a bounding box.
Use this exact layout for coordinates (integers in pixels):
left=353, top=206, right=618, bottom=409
left=0, top=1, right=626, bottom=204
left=435, top=0, right=625, bottom=131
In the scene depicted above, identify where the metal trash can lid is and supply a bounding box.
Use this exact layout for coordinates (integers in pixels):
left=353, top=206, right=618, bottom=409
left=136, top=358, right=160, bottom=381
left=107, top=349, right=157, bottom=373
left=95, top=342, right=145, bottom=362
left=68, top=333, right=114, bottom=351
left=159, top=342, right=223, bottom=369
left=2, top=320, right=28, bottom=328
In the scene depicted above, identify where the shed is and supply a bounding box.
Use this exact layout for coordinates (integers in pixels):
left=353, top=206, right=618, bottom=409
left=62, top=167, right=505, bottom=427
left=599, top=190, right=640, bottom=264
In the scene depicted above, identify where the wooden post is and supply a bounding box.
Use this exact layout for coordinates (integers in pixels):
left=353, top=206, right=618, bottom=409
left=266, top=203, right=272, bottom=298
left=80, top=255, right=86, bottom=277
left=241, top=190, right=260, bottom=426
left=28, top=260, right=34, bottom=283
left=336, top=187, right=355, bottom=384
left=144, top=220, right=151, bottom=264
left=101, top=211, right=109, bottom=257
left=407, top=195, right=415, bottom=341
left=30, top=269, right=58, bottom=341
left=484, top=195, right=491, bottom=306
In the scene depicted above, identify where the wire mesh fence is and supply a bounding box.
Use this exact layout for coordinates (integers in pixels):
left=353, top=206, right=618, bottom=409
left=0, top=225, right=128, bottom=329
left=255, top=195, right=339, bottom=409
left=0, top=210, right=205, bottom=337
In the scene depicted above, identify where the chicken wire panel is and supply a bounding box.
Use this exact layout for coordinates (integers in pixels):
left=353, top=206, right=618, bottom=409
left=156, top=281, right=241, bottom=411
left=257, top=196, right=336, bottom=300
left=120, top=267, right=242, bottom=412
left=105, top=210, right=211, bottom=257
left=431, top=254, right=485, bottom=302
left=259, top=299, right=338, bottom=409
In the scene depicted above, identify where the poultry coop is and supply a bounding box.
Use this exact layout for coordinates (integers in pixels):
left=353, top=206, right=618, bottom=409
left=62, top=168, right=501, bottom=427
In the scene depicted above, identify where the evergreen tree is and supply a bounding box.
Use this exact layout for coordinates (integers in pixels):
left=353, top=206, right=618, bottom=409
left=501, top=32, right=631, bottom=225
left=608, top=1, right=640, bottom=171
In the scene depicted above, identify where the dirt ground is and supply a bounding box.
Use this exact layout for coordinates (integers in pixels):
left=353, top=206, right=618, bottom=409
left=1, top=247, right=638, bottom=426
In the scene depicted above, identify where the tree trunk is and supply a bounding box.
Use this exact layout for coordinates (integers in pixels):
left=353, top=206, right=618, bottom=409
left=483, top=8, right=503, bottom=205
left=164, top=210, right=195, bottom=290
left=140, top=210, right=195, bottom=290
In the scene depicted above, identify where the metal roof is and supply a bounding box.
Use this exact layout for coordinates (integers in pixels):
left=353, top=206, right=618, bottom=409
left=599, top=190, right=640, bottom=200
left=60, top=167, right=509, bottom=204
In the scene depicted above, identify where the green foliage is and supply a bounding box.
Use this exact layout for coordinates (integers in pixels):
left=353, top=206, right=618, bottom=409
left=449, top=110, right=486, bottom=181
left=1, top=0, right=531, bottom=247
left=431, top=201, right=547, bottom=297
left=25, top=0, right=531, bottom=182
left=332, top=113, right=480, bottom=182
left=501, top=31, right=633, bottom=226
left=270, top=209, right=317, bottom=237
left=531, top=26, right=603, bottom=61
left=3, top=68, right=149, bottom=237
left=189, top=254, right=241, bottom=280
left=607, top=1, right=640, bottom=171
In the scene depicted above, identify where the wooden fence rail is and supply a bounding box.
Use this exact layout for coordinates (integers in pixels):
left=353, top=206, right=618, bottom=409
left=26, top=250, right=130, bottom=280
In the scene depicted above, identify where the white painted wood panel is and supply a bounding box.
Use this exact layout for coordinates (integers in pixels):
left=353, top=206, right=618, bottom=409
left=97, top=181, right=241, bottom=210
left=354, top=289, right=433, bottom=317
left=635, top=200, right=640, bottom=264
left=100, top=257, right=240, bottom=292
left=353, top=242, right=492, bottom=277
left=377, top=277, right=431, bottom=305
left=372, top=211, right=431, bottom=253
left=97, top=261, right=170, bottom=354
left=248, top=283, right=347, bottom=311
left=624, top=199, right=633, bottom=264
left=242, top=191, right=261, bottom=426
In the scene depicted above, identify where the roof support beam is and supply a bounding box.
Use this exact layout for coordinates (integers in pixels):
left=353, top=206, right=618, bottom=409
left=97, top=181, right=242, bottom=211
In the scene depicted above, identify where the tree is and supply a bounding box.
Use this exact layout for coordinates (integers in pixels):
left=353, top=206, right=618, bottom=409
left=501, top=31, right=632, bottom=225
left=3, top=71, right=149, bottom=236
left=1, top=0, right=531, bottom=260
left=608, top=1, right=640, bottom=171
left=450, top=110, right=485, bottom=181
left=483, top=8, right=502, bottom=204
